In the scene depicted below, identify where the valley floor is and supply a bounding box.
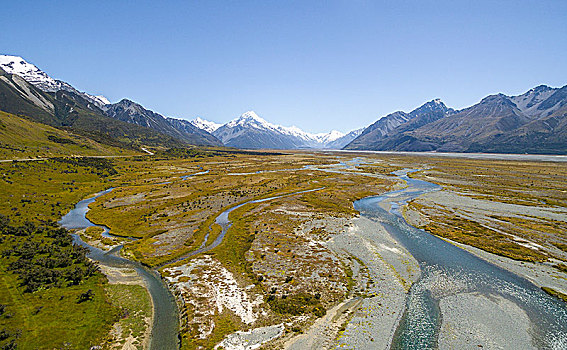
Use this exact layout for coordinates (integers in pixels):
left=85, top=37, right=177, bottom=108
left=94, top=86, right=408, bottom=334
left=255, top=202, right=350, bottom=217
left=0, top=149, right=566, bottom=349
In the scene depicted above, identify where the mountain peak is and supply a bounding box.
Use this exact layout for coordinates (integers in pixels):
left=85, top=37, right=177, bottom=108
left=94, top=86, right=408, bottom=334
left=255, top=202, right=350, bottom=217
left=410, top=98, right=451, bottom=117
left=228, top=111, right=272, bottom=129
left=530, top=85, right=552, bottom=93
left=480, top=93, right=509, bottom=103
left=0, top=54, right=58, bottom=92
left=190, top=117, right=222, bottom=133
left=0, top=54, right=110, bottom=107
left=426, top=98, right=445, bottom=106
left=421, top=98, right=446, bottom=108
left=239, top=111, right=267, bottom=123
left=118, top=98, right=136, bottom=105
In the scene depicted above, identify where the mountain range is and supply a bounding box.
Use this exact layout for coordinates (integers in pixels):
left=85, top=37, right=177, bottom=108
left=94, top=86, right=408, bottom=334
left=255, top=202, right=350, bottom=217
left=345, top=85, right=567, bottom=154
left=0, top=55, right=110, bottom=107
left=0, top=54, right=565, bottom=154
left=192, top=111, right=359, bottom=149
left=0, top=55, right=221, bottom=148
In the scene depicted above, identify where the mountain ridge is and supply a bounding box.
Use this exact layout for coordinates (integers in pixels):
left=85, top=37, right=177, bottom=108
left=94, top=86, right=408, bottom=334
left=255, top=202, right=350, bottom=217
left=0, top=55, right=110, bottom=107
left=0, top=54, right=221, bottom=148
left=194, top=111, right=358, bottom=149
left=101, top=99, right=221, bottom=146
left=345, top=85, right=567, bottom=154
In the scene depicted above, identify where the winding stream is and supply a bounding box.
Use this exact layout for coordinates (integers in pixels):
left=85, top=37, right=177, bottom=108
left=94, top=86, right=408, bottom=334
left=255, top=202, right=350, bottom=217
left=57, top=161, right=567, bottom=349
left=162, top=187, right=324, bottom=267
left=58, top=166, right=323, bottom=349
left=354, top=170, right=567, bottom=349
left=59, top=189, right=180, bottom=350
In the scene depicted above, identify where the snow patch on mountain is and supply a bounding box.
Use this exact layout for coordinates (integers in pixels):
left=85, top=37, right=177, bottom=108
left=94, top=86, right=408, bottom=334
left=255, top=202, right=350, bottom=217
left=509, top=85, right=556, bottom=118
left=0, top=54, right=110, bottom=107
left=325, top=128, right=365, bottom=149
left=0, top=55, right=59, bottom=91
left=190, top=117, right=223, bottom=133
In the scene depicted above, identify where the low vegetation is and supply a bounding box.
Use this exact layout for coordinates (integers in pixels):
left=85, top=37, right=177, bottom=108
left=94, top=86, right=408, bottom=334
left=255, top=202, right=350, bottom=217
left=0, top=111, right=131, bottom=159
left=396, top=155, right=567, bottom=264
left=103, top=284, right=152, bottom=349
left=0, top=155, right=122, bottom=349
left=0, top=217, right=117, bottom=349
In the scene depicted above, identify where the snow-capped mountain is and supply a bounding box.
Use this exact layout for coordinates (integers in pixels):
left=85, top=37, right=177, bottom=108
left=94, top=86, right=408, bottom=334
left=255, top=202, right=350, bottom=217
left=190, top=117, right=222, bottom=133
left=0, top=55, right=110, bottom=107
left=205, top=111, right=356, bottom=149
left=325, top=128, right=364, bottom=149
left=313, top=130, right=345, bottom=144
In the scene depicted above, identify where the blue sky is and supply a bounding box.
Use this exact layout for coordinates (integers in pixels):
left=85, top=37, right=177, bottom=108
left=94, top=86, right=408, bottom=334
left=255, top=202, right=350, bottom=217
left=1, top=0, right=566, bottom=133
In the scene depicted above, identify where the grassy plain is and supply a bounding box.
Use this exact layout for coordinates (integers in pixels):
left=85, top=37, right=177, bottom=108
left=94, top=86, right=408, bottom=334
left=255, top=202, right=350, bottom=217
left=0, top=268, right=116, bottom=349
left=103, top=284, right=152, bottom=349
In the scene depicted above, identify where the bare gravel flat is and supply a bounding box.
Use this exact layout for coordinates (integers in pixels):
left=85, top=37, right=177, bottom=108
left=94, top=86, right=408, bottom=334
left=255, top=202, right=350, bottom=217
left=284, top=216, right=420, bottom=350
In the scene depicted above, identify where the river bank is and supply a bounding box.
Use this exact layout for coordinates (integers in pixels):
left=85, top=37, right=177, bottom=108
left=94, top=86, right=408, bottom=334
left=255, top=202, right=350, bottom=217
left=60, top=191, right=180, bottom=350
left=281, top=215, right=419, bottom=350
left=368, top=170, right=567, bottom=349
left=99, top=265, right=154, bottom=350
left=442, top=237, right=567, bottom=301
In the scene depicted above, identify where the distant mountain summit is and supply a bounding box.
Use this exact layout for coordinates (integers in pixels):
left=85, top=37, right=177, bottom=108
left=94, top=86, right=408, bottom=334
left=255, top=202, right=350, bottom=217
left=212, top=111, right=306, bottom=149
left=0, top=55, right=109, bottom=107
left=190, top=117, right=222, bottom=133
left=345, top=85, right=567, bottom=154
left=193, top=111, right=356, bottom=149
left=345, top=99, right=453, bottom=150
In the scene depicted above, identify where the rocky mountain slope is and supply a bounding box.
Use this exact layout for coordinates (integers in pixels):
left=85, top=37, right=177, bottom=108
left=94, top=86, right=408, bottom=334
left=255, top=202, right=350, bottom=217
left=0, top=66, right=188, bottom=149
left=0, top=54, right=221, bottom=148
left=102, top=100, right=222, bottom=146
left=346, top=99, right=453, bottom=150
left=345, top=85, right=567, bottom=154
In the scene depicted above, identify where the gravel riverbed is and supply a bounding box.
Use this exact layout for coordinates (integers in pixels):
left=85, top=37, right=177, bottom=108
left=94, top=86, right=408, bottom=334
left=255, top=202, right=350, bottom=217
left=285, top=215, right=420, bottom=350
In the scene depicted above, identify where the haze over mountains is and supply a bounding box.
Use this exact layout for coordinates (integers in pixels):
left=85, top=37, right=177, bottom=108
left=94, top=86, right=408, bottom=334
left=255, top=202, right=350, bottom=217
left=0, top=54, right=565, bottom=154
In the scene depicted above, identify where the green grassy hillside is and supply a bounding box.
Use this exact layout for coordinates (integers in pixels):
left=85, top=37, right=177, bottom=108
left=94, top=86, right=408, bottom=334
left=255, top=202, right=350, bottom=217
left=0, top=111, right=136, bottom=159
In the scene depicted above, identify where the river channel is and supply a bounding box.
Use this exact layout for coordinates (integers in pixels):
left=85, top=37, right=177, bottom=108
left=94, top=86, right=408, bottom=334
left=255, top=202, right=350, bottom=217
left=59, top=189, right=180, bottom=350
left=57, top=161, right=567, bottom=349
left=59, top=171, right=324, bottom=349
left=354, top=169, right=567, bottom=349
